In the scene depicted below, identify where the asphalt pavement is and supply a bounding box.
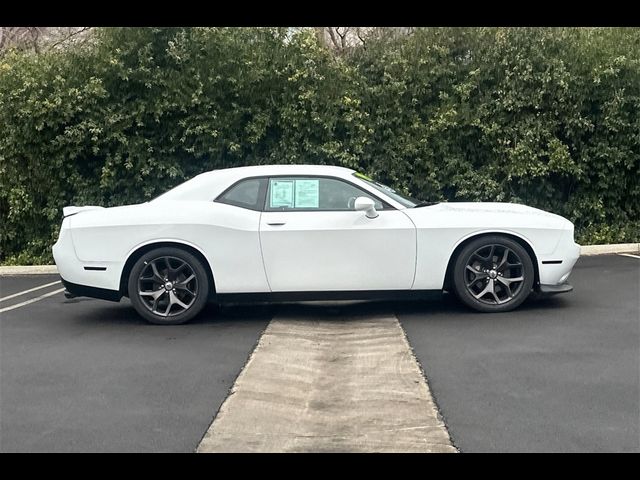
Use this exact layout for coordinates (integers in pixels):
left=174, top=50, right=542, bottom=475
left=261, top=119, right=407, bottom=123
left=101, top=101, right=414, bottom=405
left=0, top=254, right=637, bottom=452
left=0, top=274, right=60, bottom=298
left=397, top=254, right=640, bottom=452
left=0, top=290, right=272, bottom=452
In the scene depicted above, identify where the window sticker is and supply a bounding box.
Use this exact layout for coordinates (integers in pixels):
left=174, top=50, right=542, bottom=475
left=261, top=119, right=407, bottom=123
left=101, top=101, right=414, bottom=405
left=294, top=179, right=319, bottom=208
left=270, top=180, right=294, bottom=208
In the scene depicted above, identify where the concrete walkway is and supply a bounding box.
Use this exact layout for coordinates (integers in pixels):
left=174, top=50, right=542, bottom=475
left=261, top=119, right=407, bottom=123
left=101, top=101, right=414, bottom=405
left=197, top=305, right=457, bottom=453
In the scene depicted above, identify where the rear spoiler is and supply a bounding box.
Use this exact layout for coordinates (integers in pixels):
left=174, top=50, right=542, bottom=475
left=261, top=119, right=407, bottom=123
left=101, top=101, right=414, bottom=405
left=63, top=206, right=104, bottom=218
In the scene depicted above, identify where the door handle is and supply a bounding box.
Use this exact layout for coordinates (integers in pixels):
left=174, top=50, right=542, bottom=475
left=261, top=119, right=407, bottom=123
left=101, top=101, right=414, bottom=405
left=267, top=221, right=286, bottom=226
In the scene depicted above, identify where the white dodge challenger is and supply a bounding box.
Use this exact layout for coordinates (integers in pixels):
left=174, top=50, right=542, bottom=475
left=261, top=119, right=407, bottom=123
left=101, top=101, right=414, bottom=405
left=53, top=165, right=580, bottom=324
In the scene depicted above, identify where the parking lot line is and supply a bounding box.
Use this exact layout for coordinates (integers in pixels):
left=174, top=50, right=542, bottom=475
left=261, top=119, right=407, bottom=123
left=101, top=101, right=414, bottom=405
left=0, top=280, right=61, bottom=303
left=618, top=253, right=640, bottom=259
left=0, top=287, right=65, bottom=314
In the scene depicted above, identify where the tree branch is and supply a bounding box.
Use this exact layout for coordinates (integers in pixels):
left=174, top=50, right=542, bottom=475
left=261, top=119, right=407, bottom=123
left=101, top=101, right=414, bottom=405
left=335, top=27, right=349, bottom=49
left=355, top=27, right=366, bottom=49
left=326, top=27, right=341, bottom=50
left=47, top=27, right=92, bottom=51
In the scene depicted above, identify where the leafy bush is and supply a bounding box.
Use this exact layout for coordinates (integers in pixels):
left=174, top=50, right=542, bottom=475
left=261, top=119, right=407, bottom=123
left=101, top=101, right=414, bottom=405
left=1, top=27, right=638, bottom=264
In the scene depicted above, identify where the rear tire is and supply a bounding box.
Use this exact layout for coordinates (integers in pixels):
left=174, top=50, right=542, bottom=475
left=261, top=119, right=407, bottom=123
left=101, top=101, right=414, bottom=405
left=452, top=235, right=534, bottom=313
left=128, top=247, right=210, bottom=325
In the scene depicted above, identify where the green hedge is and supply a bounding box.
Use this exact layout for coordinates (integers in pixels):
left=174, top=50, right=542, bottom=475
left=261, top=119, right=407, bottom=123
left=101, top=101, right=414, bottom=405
left=1, top=27, right=638, bottom=264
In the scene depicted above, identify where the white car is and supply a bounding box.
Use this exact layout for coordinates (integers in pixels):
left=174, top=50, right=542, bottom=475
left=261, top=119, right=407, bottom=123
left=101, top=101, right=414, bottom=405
left=53, top=165, right=580, bottom=324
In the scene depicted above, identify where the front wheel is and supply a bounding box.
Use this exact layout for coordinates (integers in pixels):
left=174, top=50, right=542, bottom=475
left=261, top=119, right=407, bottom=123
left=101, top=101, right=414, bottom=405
left=128, top=247, right=210, bottom=325
left=452, top=236, right=534, bottom=313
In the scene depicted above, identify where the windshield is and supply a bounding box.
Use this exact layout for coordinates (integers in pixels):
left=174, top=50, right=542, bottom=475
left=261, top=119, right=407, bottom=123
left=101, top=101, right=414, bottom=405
left=352, top=172, right=421, bottom=208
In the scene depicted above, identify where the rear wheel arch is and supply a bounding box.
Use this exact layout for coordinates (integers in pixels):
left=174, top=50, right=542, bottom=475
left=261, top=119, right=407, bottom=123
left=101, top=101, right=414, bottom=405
left=443, top=232, right=540, bottom=292
left=119, top=241, right=216, bottom=298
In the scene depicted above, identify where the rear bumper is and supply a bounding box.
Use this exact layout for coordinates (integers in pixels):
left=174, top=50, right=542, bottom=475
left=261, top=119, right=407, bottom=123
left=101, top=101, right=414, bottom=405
left=53, top=224, right=123, bottom=292
left=61, top=277, right=121, bottom=302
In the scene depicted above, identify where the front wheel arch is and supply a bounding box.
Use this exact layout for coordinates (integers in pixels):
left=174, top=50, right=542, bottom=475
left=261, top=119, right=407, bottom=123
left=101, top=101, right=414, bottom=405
left=119, top=242, right=216, bottom=298
left=443, top=232, right=540, bottom=293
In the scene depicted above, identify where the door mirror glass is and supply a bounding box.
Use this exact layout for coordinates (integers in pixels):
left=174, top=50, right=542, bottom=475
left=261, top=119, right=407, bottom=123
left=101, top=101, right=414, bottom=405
left=354, top=196, right=378, bottom=218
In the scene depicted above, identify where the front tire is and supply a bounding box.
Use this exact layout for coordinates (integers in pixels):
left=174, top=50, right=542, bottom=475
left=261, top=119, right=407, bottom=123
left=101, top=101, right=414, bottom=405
left=452, top=236, right=534, bottom=313
left=128, top=247, right=210, bottom=325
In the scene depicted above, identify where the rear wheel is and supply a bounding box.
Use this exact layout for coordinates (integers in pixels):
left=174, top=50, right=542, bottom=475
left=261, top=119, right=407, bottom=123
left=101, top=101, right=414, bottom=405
left=452, top=236, right=534, bottom=313
left=128, top=247, right=210, bottom=325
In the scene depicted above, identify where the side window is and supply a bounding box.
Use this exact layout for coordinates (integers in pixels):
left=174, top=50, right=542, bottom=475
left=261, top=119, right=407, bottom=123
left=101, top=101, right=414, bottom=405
left=266, top=177, right=386, bottom=211
left=216, top=178, right=267, bottom=211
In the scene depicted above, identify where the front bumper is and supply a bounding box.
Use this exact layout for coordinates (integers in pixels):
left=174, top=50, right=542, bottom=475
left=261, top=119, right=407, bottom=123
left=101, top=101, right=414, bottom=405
left=537, top=236, right=580, bottom=289
left=539, top=283, right=573, bottom=294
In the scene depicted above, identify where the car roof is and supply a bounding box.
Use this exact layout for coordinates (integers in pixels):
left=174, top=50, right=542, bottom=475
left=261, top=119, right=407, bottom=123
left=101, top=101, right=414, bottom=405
left=152, top=164, right=370, bottom=203
left=202, top=164, right=356, bottom=178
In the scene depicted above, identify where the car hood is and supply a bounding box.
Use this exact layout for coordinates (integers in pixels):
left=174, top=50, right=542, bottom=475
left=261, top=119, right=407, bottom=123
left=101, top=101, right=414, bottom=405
left=433, top=201, right=563, bottom=217
left=406, top=202, right=573, bottom=230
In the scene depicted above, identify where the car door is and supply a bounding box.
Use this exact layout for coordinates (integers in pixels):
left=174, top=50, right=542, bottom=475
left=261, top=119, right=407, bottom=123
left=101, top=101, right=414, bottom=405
left=209, top=177, right=271, bottom=293
left=259, top=176, right=417, bottom=292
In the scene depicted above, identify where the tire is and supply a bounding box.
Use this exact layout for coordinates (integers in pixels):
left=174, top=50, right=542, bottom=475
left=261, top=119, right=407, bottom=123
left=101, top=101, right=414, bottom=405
left=452, top=235, right=534, bottom=313
left=127, top=247, right=210, bottom=325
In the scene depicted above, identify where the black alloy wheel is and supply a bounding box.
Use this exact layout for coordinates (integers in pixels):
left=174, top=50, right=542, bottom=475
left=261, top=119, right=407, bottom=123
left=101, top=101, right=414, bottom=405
left=128, top=247, right=210, bottom=324
left=453, top=235, right=534, bottom=313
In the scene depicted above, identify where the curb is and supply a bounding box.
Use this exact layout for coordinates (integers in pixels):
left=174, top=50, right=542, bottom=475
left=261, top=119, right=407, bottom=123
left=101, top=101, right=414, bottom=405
left=0, top=243, right=638, bottom=275
left=579, top=243, right=639, bottom=256
left=0, top=265, right=59, bottom=275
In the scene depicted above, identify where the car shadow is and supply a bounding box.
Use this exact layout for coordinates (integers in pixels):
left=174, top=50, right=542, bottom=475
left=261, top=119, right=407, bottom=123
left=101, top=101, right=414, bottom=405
left=395, top=292, right=570, bottom=315
left=269, top=292, right=571, bottom=324
left=66, top=291, right=571, bottom=326
left=67, top=298, right=277, bottom=327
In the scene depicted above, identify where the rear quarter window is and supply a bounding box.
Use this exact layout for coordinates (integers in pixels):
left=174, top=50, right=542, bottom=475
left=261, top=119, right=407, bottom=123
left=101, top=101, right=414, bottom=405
left=216, top=178, right=267, bottom=211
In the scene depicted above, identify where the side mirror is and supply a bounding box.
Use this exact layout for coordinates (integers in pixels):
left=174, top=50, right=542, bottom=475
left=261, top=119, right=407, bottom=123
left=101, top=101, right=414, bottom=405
left=354, top=196, right=379, bottom=219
